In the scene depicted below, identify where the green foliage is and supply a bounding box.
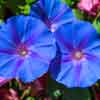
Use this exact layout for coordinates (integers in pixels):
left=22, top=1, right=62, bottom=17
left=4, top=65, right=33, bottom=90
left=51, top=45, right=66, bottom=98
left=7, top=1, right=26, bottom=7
left=64, top=0, right=80, bottom=7
left=73, top=9, right=84, bottom=20
left=93, top=18, right=100, bottom=34
left=63, top=0, right=74, bottom=6
left=48, top=77, right=91, bottom=100
left=0, top=0, right=6, bottom=4
left=25, top=97, right=35, bottom=100
left=18, top=4, right=31, bottom=15
left=0, top=0, right=37, bottom=18
left=0, top=19, right=3, bottom=23
left=25, top=0, right=36, bottom=4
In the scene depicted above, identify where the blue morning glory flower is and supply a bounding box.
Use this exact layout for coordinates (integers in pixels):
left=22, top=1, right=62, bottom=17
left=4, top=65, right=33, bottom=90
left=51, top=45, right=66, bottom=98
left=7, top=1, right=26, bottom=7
left=0, top=15, right=56, bottom=83
left=50, top=20, right=100, bottom=87
left=30, top=0, right=76, bottom=32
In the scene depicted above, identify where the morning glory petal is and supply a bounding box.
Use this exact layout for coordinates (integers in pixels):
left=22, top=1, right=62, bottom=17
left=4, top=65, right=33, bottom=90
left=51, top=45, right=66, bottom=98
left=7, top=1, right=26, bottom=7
left=0, top=56, right=19, bottom=79
left=0, top=15, right=56, bottom=83
left=30, top=31, right=56, bottom=60
left=55, top=20, right=98, bottom=52
left=84, top=39, right=100, bottom=51
left=30, top=0, right=75, bottom=32
left=50, top=20, right=100, bottom=87
left=55, top=61, right=77, bottom=87
left=73, top=20, right=98, bottom=49
left=52, top=58, right=99, bottom=87
left=5, top=15, right=28, bottom=45
left=30, top=0, right=57, bottom=18
left=23, top=16, right=49, bottom=46
left=54, top=22, right=75, bottom=53
left=18, top=57, right=49, bottom=82
left=80, top=59, right=99, bottom=87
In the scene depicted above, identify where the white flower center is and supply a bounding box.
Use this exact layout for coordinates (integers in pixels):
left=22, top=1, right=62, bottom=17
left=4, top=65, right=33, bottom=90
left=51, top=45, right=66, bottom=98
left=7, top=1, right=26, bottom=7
left=19, top=50, right=28, bottom=56
left=50, top=24, right=57, bottom=32
left=17, top=44, right=28, bottom=57
left=74, top=51, right=83, bottom=60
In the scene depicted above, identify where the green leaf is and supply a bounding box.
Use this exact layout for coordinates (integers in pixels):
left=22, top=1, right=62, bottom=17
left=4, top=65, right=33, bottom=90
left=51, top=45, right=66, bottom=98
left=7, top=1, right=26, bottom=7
left=73, top=9, right=84, bottom=20
left=0, top=5, right=4, bottom=18
left=63, top=0, right=80, bottom=6
left=48, top=76, right=91, bottom=100
left=25, top=96, right=35, bottom=100
left=6, top=0, right=26, bottom=15
left=0, top=0, right=6, bottom=4
left=63, top=0, right=72, bottom=6
left=0, top=19, right=3, bottom=23
left=93, top=18, right=100, bottom=34
left=25, top=0, right=36, bottom=4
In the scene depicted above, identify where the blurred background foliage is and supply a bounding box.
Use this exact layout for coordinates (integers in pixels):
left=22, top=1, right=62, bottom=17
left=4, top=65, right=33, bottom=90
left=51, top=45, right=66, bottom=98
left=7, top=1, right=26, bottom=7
left=0, top=0, right=100, bottom=100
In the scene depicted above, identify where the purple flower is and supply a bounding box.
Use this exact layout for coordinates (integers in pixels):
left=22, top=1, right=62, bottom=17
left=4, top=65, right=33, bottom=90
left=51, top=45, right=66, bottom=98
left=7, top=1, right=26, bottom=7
left=0, top=15, right=56, bottom=83
left=30, top=0, right=75, bottom=32
left=50, top=20, right=100, bottom=87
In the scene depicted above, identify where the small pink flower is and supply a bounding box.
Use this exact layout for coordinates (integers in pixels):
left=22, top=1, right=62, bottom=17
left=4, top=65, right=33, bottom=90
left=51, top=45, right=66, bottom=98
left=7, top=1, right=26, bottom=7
left=77, top=0, right=100, bottom=15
